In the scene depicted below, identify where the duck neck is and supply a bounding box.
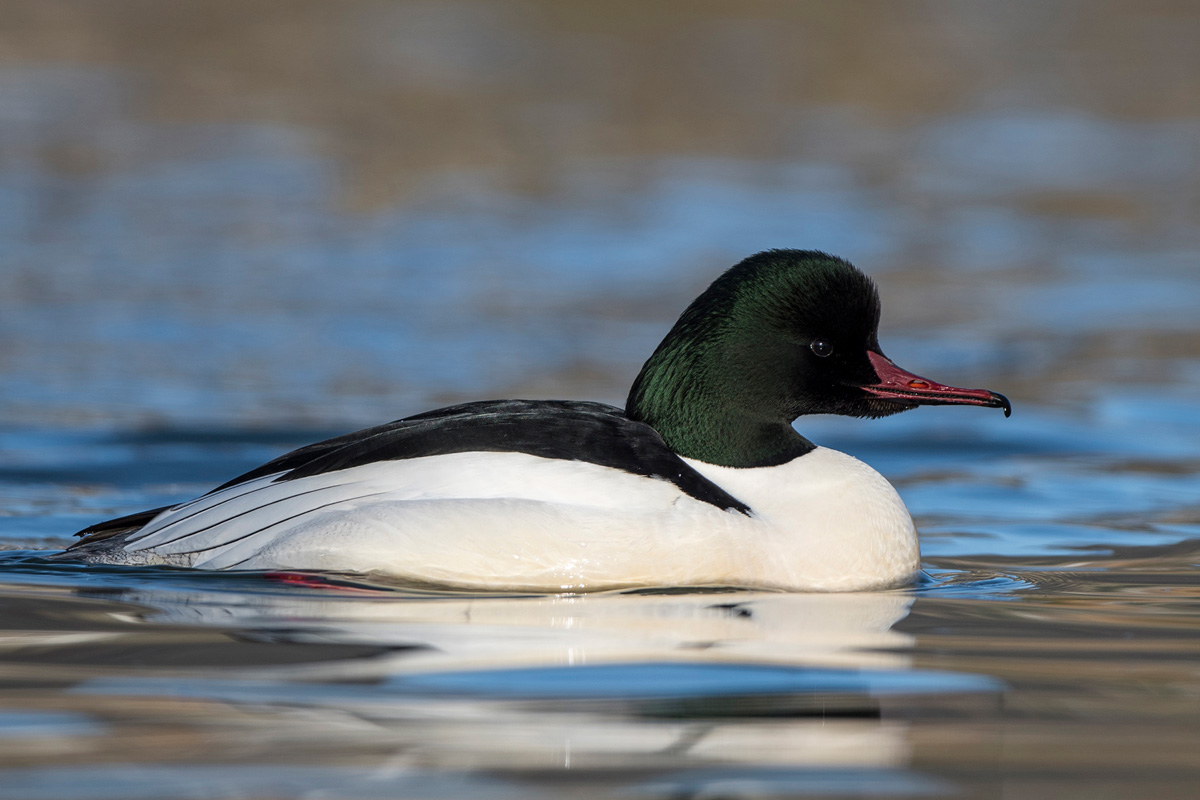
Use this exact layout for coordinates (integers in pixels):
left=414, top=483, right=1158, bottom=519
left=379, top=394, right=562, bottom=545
left=625, top=342, right=815, bottom=469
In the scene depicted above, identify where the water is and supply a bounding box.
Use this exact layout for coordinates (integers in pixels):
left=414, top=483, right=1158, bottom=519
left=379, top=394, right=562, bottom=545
left=2, top=2, right=1200, bottom=797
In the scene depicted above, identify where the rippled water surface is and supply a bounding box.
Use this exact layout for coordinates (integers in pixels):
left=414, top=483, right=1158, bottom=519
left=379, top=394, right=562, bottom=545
left=2, top=2, right=1200, bottom=798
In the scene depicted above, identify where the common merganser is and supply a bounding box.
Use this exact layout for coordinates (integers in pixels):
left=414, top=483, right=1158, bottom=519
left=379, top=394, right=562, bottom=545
left=59, top=250, right=1010, bottom=591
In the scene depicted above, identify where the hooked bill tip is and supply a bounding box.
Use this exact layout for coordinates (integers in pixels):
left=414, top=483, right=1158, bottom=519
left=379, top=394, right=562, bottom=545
left=994, top=392, right=1013, bottom=418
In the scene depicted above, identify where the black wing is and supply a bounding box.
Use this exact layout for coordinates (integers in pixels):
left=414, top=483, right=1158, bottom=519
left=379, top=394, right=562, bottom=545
left=213, top=399, right=750, bottom=513
left=74, top=400, right=750, bottom=546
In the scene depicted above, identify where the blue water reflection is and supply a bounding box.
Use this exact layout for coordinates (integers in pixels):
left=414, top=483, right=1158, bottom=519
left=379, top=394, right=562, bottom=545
left=2, top=7, right=1200, bottom=794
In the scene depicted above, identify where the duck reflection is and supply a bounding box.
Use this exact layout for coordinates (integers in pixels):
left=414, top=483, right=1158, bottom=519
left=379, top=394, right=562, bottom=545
left=65, top=583, right=967, bottom=785
left=104, top=582, right=918, bottom=673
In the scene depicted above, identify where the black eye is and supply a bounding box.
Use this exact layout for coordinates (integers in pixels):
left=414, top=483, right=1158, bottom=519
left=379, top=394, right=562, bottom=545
left=810, top=339, right=834, bottom=358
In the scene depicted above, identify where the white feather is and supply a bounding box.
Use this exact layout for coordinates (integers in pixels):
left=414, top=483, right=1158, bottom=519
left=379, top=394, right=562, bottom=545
left=116, top=447, right=919, bottom=592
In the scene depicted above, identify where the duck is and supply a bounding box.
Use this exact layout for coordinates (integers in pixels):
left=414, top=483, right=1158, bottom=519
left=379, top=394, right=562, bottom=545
left=58, top=250, right=1010, bottom=592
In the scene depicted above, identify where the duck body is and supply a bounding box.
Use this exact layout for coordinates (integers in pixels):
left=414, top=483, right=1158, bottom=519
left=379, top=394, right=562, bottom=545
left=66, top=405, right=917, bottom=591
left=61, top=250, right=1008, bottom=592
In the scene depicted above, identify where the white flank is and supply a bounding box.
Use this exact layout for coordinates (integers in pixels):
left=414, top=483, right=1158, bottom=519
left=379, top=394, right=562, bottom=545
left=119, top=447, right=919, bottom=591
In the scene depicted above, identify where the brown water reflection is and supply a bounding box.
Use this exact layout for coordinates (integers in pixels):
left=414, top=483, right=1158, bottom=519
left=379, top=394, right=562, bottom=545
left=6, top=1, right=1200, bottom=205
left=902, top=575, right=1200, bottom=798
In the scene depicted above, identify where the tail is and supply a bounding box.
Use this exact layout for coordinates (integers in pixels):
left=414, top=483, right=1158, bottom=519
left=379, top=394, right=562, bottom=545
left=50, top=505, right=171, bottom=560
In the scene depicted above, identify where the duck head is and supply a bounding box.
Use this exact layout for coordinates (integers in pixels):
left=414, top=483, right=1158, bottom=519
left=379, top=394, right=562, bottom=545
left=626, top=249, right=1010, bottom=468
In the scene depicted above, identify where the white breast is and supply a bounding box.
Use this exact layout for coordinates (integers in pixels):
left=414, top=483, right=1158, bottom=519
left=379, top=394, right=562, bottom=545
left=120, top=447, right=919, bottom=592
left=683, top=448, right=920, bottom=591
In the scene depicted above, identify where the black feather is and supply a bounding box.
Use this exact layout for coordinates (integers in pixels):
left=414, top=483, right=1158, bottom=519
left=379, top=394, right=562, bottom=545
left=230, top=400, right=750, bottom=514
left=72, top=505, right=174, bottom=541
left=72, top=400, right=750, bottom=549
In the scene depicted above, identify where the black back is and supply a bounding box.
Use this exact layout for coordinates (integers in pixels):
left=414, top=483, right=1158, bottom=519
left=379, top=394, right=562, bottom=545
left=216, top=400, right=750, bottom=513
left=75, top=400, right=751, bottom=546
